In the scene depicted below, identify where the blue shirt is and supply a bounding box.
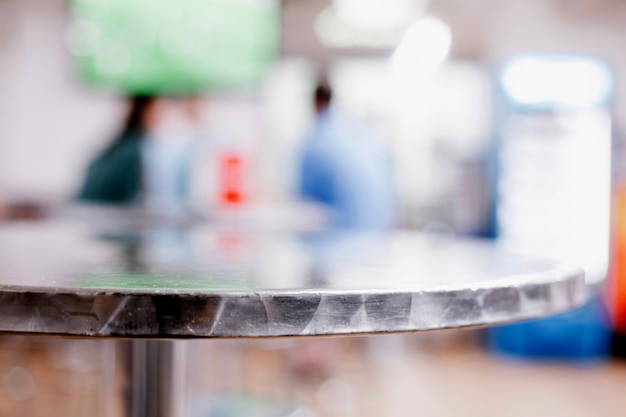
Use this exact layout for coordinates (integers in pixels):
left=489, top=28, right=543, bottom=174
left=298, top=111, right=396, bottom=229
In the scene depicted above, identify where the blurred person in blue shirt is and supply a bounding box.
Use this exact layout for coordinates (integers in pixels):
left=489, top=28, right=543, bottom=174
left=298, top=83, right=396, bottom=229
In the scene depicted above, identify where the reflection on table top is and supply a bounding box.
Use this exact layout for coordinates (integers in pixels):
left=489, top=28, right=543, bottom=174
left=0, top=220, right=586, bottom=338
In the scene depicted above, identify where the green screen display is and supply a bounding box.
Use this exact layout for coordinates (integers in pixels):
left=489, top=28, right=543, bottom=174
left=68, top=0, right=280, bottom=94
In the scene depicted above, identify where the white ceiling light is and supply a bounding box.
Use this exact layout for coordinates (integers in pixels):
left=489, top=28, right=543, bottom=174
left=314, top=7, right=408, bottom=49
left=390, top=15, right=452, bottom=82
left=332, top=0, right=430, bottom=32
left=501, top=56, right=613, bottom=108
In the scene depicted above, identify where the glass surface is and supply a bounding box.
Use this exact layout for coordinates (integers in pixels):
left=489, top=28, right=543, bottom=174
left=0, top=220, right=572, bottom=293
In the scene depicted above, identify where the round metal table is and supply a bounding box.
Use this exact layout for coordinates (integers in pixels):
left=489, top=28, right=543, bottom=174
left=0, top=220, right=587, bottom=417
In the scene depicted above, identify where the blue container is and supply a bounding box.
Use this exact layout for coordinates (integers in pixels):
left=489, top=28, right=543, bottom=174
left=488, top=297, right=612, bottom=362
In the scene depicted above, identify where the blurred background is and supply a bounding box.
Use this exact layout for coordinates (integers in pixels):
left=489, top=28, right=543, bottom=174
left=1, top=0, right=626, bottom=416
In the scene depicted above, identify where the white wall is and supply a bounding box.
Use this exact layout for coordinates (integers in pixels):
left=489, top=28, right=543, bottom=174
left=0, top=0, right=124, bottom=201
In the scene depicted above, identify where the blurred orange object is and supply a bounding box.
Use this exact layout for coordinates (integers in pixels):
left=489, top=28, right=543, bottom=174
left=218, top=153, right=247, bottom=207
left=611, top=184, right=626, bottom=331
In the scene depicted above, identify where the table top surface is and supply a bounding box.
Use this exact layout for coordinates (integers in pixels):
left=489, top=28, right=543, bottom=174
left=0, top=220, right=586, bottom=339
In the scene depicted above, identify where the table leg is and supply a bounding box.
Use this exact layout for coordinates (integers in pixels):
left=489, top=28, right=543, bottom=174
left=115, top=340, right=187, bottom=417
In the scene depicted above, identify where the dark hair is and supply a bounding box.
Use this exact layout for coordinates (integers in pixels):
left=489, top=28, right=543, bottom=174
left=121, top=95, right=155, bottom=136
left=314, top=84, right=332, bottom=107
left=100, top=95, right=155, bottom=157
left=79, top=96, right=154, bottom=202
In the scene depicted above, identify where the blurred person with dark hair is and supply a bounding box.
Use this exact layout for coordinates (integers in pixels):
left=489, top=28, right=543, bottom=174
left=79, top=95, right=156, bottom=204
left=314, top=83, right=333, bottom=114
left=79, top=96, right=200, bottom=213
left=297, top=82, right=396, bottom=229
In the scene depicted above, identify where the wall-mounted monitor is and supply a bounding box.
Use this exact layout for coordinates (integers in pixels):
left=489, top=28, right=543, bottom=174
left=66, top=0, right=280, bottom=95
